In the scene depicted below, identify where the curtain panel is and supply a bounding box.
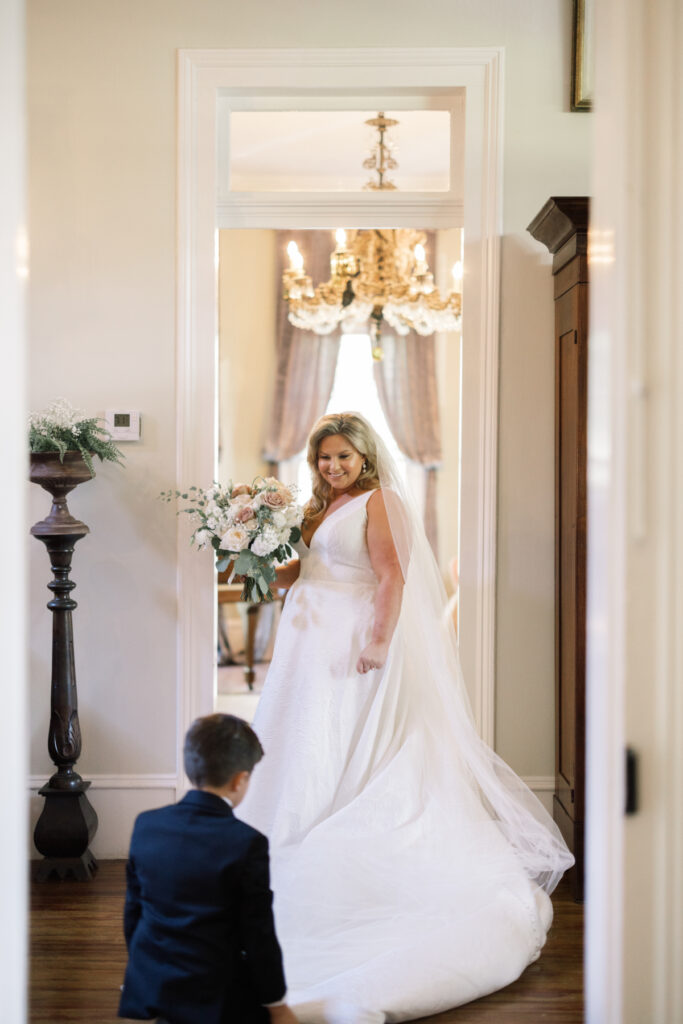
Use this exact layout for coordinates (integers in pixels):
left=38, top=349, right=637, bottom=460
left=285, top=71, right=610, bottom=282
left=263, top=231, right=340, bottom=475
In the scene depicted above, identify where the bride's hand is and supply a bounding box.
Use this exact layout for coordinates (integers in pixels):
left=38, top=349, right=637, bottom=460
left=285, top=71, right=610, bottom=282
left=356, top=641, right=389, bottom=674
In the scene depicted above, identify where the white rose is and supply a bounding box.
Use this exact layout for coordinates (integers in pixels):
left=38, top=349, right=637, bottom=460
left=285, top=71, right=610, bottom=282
left=285, top=505, right=303, bottom=528
left=251, top=536, right=273, bottom=557
left=251, top=526, right=280, bottom=557
left=219, top=526, right=250, bottom=552
left=272, top=510, right=287, bottom=529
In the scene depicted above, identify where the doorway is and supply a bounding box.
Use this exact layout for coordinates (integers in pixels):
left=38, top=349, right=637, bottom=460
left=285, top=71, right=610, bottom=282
left=214, top=225, right=463, bottom=721
left=175, top=47, right=503, bottom=788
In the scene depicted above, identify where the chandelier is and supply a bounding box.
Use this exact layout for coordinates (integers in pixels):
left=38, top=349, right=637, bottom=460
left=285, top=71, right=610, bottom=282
left=282, top=114, right=462, bottom=360
left=283, top=229, right=462, bottom=360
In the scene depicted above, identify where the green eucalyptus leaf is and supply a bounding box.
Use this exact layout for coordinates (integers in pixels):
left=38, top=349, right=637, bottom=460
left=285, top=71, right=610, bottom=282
left=257, top=575, right=270, bottom=595
left=233, top=549, right=259, bottom=574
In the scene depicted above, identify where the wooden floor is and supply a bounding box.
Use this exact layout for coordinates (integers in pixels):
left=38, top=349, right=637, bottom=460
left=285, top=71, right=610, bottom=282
left=30, top=861, right=583, bottom=1023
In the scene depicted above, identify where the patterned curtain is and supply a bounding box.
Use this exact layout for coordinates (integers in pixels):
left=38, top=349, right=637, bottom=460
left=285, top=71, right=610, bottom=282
left=263, top=231, right=341, bottom=474
left=373, top=330, right=443, bottom=553
left=371, top=232, right=443, bottom=552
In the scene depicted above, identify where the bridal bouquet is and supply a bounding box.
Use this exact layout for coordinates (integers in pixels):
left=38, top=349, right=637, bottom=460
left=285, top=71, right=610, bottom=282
left=162, top=477, right=303, bottom=602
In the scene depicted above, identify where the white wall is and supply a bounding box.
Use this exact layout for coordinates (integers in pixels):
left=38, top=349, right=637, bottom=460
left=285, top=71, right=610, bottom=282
left=27, top=0, right=591, bottom=853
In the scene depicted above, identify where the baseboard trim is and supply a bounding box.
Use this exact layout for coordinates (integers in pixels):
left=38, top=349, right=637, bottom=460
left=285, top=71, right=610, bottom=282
left=522, top=775, right=555, bottom=793
left=27, top=772, right=555, bottom=859
left=28, top=774, right=553, bottom=794
left=28, top=773, right=177, bottom=791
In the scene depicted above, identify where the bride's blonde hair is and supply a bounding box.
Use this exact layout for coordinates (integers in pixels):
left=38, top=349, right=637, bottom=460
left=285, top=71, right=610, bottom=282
left=304, top=412, right=380, bottom=523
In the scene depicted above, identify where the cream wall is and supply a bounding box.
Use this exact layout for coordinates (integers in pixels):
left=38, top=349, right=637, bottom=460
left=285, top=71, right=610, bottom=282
left=218, top=231, right=277, bottom=486
left=27, top=0, right=591, bottom=854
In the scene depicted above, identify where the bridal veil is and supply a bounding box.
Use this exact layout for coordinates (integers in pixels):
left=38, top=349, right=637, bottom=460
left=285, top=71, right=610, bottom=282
left=366, top=413, right=572, bottom=894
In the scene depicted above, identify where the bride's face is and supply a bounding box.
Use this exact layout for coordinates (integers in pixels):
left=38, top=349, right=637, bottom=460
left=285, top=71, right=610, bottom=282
left=317, top=433, right=364, bottom=493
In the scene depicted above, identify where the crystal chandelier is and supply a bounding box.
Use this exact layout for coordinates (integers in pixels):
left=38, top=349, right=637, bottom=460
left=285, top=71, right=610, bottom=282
left=283, top=229, right=462, bottom=360
left=282, top=113, right=462, bottom=360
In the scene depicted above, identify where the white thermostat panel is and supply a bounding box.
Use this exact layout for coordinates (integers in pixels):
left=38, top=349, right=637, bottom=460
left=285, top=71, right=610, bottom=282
left=105, top=409, right=141, bottom=441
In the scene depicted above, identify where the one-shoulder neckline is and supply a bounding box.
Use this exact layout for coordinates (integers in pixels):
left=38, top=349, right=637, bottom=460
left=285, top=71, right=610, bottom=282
left=302, top=490, right=373, bottom=550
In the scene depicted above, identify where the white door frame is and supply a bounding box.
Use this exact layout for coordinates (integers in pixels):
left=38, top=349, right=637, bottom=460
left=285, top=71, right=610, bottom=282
left=586, top=0, right=683, bottom=1018
left=175, top=47, right=504, bottom=793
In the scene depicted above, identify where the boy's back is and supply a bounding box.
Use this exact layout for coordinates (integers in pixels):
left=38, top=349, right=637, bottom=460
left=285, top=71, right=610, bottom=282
left=119, top=789, right=286, bottom=1024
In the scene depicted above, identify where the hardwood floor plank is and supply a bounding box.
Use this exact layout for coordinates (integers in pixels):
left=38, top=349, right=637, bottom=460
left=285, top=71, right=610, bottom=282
left=30, top=862, right=583, bottom=1023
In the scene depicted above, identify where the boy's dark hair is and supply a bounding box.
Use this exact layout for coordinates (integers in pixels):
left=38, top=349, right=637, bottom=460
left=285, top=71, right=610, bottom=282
left=183, top=714, right=264, bottom=788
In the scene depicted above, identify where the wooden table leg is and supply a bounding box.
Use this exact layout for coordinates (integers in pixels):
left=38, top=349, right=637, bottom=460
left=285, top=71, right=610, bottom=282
left=244, top=604, right=260, bottom=690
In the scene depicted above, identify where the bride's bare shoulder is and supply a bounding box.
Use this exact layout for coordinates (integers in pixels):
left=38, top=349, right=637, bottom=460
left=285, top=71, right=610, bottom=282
left=367, top=487, right=404, bottom=515
left=366, top=487, right=386, bottom=514
left=366, top=489, right=407, bottom=539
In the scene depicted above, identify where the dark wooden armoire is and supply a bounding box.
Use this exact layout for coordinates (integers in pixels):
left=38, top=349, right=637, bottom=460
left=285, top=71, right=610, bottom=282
left=527, top=197, right=589, bottom=901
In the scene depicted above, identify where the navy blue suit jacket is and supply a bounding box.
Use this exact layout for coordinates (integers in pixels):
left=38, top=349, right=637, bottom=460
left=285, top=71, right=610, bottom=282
left=118, top=790, right=286, bottom=1024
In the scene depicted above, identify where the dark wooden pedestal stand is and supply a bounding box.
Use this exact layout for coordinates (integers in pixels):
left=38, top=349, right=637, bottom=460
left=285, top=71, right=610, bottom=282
left=30, top=452, right=99, bottom=881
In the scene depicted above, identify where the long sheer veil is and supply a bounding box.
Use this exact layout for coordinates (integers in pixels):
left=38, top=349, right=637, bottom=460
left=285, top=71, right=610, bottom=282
left=363, top=414, right=573, bottom=894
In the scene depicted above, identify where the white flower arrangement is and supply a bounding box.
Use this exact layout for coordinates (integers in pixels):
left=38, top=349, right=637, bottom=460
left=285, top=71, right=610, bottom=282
left=161, top=476, right=304, bottom=602
left=29, top=397, right=124, bottom=476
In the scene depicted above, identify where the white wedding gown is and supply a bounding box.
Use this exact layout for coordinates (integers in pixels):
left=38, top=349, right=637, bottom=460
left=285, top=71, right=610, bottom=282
left=239, top=490, right=562, bottom=1023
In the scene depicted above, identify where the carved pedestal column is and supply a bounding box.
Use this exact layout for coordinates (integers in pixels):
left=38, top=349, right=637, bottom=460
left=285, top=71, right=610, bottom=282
left=30, top=452, right=99, bottom=881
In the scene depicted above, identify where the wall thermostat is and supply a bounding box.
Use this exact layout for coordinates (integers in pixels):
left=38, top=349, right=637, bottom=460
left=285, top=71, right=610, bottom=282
left=105, top=410, right=141, bottom=441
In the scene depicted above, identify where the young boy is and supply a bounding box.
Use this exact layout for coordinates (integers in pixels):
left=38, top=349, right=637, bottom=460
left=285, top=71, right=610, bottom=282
left=118, top=714, right=297, bottom=1024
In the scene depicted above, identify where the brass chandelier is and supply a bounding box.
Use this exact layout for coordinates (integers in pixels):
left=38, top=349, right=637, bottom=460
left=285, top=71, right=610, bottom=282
left=282, top=114, right=462, bottom=360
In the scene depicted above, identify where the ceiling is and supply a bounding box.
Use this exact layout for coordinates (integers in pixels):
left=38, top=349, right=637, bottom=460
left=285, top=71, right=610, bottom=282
left=227, top=110, right=454, bottom=192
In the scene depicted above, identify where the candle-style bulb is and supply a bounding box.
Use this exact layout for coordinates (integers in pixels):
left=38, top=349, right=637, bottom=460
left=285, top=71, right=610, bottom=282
left=287, top=241, right=304, bottom=272
left=335, top=228, right=347, bottom=249
left=452, top=260, right=463, bottom=287
left=411, top=242, right=428, bottom=270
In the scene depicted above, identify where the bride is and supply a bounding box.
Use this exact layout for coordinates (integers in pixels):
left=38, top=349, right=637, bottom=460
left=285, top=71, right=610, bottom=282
left=238, top=412, right=573, bottom=1024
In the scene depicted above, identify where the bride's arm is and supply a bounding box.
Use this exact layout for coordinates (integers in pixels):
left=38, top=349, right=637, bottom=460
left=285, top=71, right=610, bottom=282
left=357, top=490, right=404, bottom=675
left=274, top=558, right=301, bottom=589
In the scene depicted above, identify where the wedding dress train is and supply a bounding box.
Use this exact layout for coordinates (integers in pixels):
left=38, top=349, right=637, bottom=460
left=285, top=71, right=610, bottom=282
left=239, top=489, right=570, bottom=1022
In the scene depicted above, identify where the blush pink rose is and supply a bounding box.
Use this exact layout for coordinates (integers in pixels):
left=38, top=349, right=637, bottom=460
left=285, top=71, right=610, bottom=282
left=263, top=477, right=292, bottom=501
left=231, top=483, right=252, bottom=497
left=235, top=505, right=255, bottom=523
left=262, top=490, right=287, bottom=509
